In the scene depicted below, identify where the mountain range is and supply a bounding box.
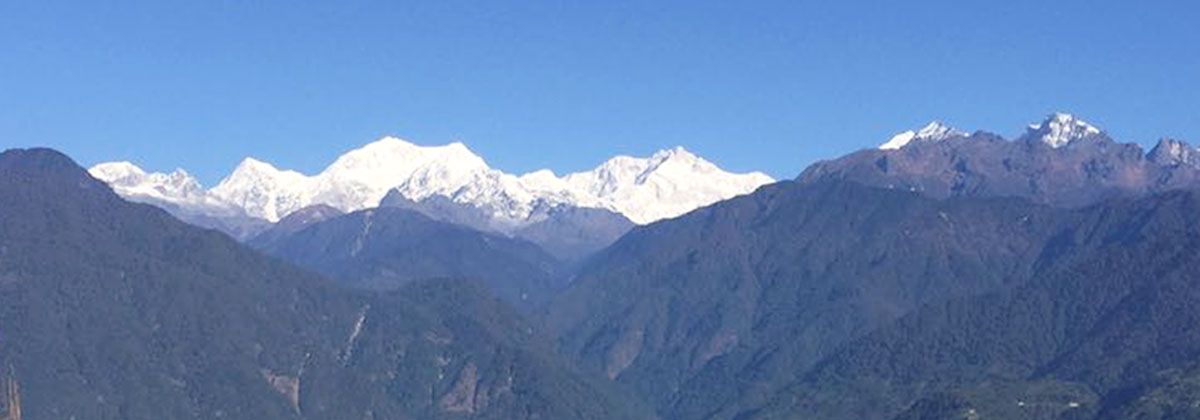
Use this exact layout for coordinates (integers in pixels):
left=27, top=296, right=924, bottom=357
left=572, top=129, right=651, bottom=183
left=801, top=113, right=1200, bottom=207
left=0, top=148, right=654, bottom=420
left=87, top=162, right=272, bottom=240
left=542, top=112, right=1200, bottom=419
left=89, top=139, right=774, bottom=247
left=10, top=111, right=1200, bottom=420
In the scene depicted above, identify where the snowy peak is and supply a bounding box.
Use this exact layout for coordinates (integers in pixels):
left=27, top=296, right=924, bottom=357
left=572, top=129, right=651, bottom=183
left=220, top=157, right=308, bottom=189
left=319, top=137, right=492, bottom=210
left=88, top=161, right=251, bottom=221
left=89, top=162, right=205, bottom=199
left=879, top=132, right=917, bottom=150
left=209, top=158, right=309, bottom=222
left=643, top=146, right=723, bottom=178
left=879, top=114, right=1104, bottom=150
left=571, top=147, right=726, bottom=190
left=161, top=169, right=204, bottom=193
left=324, top=137, right=488, bottom=180
left=879, top=121, right=967, bottom=150
left=564, top=147, right=774, bottom=224
left=89, top=161, right=148, bottom=183
left=1148, top=138, right=1200, bottom=168
left=915, top=121, right=966, bottom=141
left=231, top=157, right=288, bottom=176
left=649, top=146, right=699, bottom=164
left=1023, top=112, right=1103, bottom=148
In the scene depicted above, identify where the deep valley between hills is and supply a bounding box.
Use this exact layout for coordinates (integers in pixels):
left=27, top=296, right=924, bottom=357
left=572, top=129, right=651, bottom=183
left=6, top=114, right=1200, bottom=419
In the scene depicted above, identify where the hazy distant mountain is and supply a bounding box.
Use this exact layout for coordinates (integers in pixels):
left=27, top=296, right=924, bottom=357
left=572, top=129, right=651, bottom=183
left=1, top=147, right=652, bottom=420
left=800, top=113, right=1200, bottom=207
left=379, top=191, right=634, bottom=261
left=512, top=204, right=636, bottom=262
left=244, top=204, right=345, bottom=247
left=250, top=206, right=565, bottom=310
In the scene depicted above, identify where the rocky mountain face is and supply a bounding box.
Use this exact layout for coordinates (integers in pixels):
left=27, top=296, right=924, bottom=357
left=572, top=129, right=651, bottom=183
left=249, top=206, right=566, bottom=311
left=90, top=138, right=773, bottom=254
left=800, top=113, right=1200, bottom=207
left=0, top=148, right=653, bottom=420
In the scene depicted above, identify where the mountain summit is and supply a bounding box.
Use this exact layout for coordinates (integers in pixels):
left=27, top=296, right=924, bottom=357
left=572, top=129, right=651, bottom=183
left=878, top=121, right=967, bottom=150
left=562, top=146, right=774, bottom=224
left=1020, top=112, right=1104, bottom=147
left=1148, top=137, right=1200, bottom=168
left=875, top=113, right=1105, bottom=151
left=209, top=157, right=309, bottom=222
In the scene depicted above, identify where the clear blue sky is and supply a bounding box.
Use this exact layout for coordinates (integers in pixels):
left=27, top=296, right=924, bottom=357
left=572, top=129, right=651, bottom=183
left=2, top=1, right=1197, bottom=184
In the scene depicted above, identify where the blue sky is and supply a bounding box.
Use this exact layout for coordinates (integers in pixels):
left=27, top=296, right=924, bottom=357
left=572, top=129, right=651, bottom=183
left=1, top=1, right=1197, bottom=184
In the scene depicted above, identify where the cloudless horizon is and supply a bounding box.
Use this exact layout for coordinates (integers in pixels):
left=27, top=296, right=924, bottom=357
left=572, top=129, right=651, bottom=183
left=2, top=1, right=1197, bottom=185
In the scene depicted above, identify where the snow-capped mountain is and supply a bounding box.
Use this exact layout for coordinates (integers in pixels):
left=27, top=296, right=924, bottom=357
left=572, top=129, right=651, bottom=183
left=1148, top=138, right=1200, bottom=168
left=1020, top=112, right=1103, bottom=147
left=878, top=114, right=1106, bottom=151
left=878, top=121, right=967, bottom=150
left=88, top=162, right=270, bottom=239
left=803, top=112, right=1200, bottom=208
left=563, top=147, right=774, bottom=224
left=208, top=157, right=309, bottom=222
left=91, top=138, right=775, bottom=231
left=89, top=162, right=243, bottom=217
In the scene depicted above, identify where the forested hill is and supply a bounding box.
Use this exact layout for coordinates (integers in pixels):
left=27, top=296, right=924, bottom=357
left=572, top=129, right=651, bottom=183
left=548, top=174, right=1200, bottom=420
